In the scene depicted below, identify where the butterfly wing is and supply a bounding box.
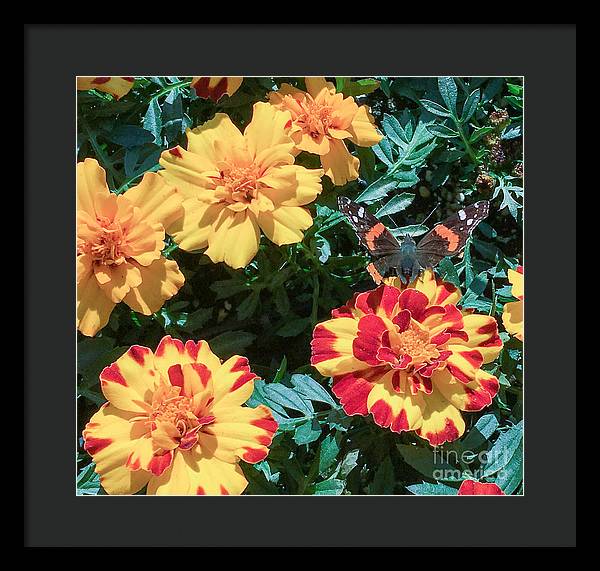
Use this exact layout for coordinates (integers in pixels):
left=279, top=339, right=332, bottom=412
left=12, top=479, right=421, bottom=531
left=416, top=200, right=490, bottom=268
left=338, top=196, right=400, bottom=257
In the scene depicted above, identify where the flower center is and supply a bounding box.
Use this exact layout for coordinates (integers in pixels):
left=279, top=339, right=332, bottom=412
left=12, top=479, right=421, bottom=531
left=90, top=217, right=126, bottom=265
left=151, top=393, right=195, bottom=433
left=216, top=164, right=262, bottom=204
left=297, top=100, right=333, bottom=139
left=391, top=323, right=440, bottom=366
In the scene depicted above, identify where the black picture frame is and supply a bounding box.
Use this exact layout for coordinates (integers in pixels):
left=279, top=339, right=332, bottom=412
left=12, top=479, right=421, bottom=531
left=25, top=24, right=576, bottom=547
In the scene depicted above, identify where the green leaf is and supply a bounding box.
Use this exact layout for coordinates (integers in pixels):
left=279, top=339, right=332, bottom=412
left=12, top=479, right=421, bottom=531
left=482, top=421, right=523, bottom=477
left=420, top=99, right=452, bottom=118
left=318, top=433, right=341, bottom=475
left=461, top=89, right=481, bottom=123
left=437, top=77, right=458, bottom=115
left=391, top=224, right=429, bottom=238
left=382, top=113, right=408, bottom=146
left=143, top=98, right=162, bottom=144
left=293, top=418, right=321, bottom=445
left=262, top=383, right=314, bottom=415
left=369, top=457, right=395, bottom=494
left=375, top=193, right=415, bottom=217
left=406, top=482, right=458, bottom=496
left=459, top=413, right=499, bottom=451
left=437, top=257, right=460, bottom=287
left=427, top=123, right=459, bottom=139
left=208, top=331, right=256, bottom=359
left=290, top=374, right=338, bottom=407
left=494, top=438, right=523, bottom=494
left=313, top=478, right=345, bottom=495
left=276, top=317, right=310, bottom=337
left=106, top=125, right=154, bottom=148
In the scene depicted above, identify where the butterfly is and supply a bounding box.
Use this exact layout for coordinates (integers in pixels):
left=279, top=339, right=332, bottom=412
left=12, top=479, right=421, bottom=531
left=338, top=196, right=490, bottom=284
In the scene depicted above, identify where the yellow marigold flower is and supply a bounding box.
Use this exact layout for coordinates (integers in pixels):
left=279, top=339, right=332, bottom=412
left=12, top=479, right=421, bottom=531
left=502, top=265, right=524, bottom=341
left=77, top=76, right=135, bottom=100
left=310, top=270, right=503, bottom=446
left=268, top=77, right=382, bottom=186
left=77, top=159, right=185, bottom=337
left=191, top=76, right=243, bottom=101
left=82, top=335, right=278, bottom=495
left=158, top=102, right=324, bottom=269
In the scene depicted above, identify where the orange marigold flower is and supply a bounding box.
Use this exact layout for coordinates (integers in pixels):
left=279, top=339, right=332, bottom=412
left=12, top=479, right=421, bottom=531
left=457, top=480, right=505, bottom=495
left=310, top=270, right=503, bottom=446
left=83, top=336, right=277, bottom=495
left=502, top=265, right=524, bottom=341
left=77, top=76, right=135, bottom=100
left=191, top=76, right=243, bottom=101
left=158, top=102, right=324, bottom=269
left=77, top=159, right=185, bottom=337
left=268, top=77, right=382, bottom=186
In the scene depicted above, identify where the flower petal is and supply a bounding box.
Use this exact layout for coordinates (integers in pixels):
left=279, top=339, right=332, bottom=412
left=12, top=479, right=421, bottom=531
left=320, top=138, right=359, bottom=185
left=99, top=344, right=159, bottom=413
left=167, top=198, right=223, bottom=252
left=153, top=335, right=221, bottom=380
left=198, top=404, right=277, bottom=464
left=122, top=258, right=184, bottom=315
left=77, top=76, right=135, bottom=99
left=354, top=285, right=401, bottom=319
left=348, top=105, right=382, bottom=147
left=311, top=318, right=366, bottom=376
left=366, top=370, right=425, bottom=432
left=95, top=262, right=142, bottom=303
left=457, top=480, right=505, bottom=495
left=304, top=77, right=336, bottom=98
left=434, top=367, right=499, bottom=412
left=415, top=389, right=465, bottom=446
left=258, top=205, right=313, bottom=246
left=244, top=102, right=295, bottom=167
left=82, top=403, right=151, bottom=495
left=77, top=265, right=116, bottom=337
left=260, top=165, right=324, bottom=207
left=122, top=172, right=183, bottom=230
left=204, top=209, right=260, bottom=269
left=210, top=355, right=258, bottom=407
left=460, top=315, right=503, bottom=362
left=77, top=158, right=114, bottom=218
left=331, top=370, right=377, bottom=416
left=502, top=300, right=523, bottom=341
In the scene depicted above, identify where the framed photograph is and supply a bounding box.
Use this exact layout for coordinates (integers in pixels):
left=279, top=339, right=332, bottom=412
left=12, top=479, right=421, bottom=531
left=25, top=24, right=576, bottom=547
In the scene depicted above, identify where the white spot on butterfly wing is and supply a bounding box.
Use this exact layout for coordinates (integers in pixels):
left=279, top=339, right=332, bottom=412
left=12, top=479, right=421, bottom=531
left=357, top=207, right=365, bottom=217
left=458, top=210, right=467, bottom=220
left=467, top=219, right=473, bottom=226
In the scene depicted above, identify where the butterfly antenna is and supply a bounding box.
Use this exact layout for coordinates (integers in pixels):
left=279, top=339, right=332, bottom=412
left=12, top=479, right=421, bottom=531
left=420, top=204, right=439, bottom=226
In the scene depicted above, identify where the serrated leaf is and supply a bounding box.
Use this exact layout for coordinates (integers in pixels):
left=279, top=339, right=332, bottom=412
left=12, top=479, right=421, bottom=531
left=313, top=478, right=345, bottom=495
left=262, top=383, right=314, bottom=415
left=293, top=418, right=321, bottom=445
left=420, top=99, right=452, bottom=118
left=143, top=98, right=162, bottom=144
left=461, top=89, right=481, bottom=123
left=290, top=374, right=338, bottom=407
left=375, top=192, right=415, bottom=217
left=382, top=113, right=408, bottom=146
left=407, top=482, right=458, bottom=495
left=438, top=77, right=458, bottom=115
left=318, top=434, right=340, bottom=475
left=482, top=421, right=523, bottom=477
left=427, top=123, right=460, bottom=138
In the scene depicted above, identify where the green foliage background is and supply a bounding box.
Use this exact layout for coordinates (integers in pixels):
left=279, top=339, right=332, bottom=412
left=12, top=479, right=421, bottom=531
left=77, top=76, right=523, bottom=495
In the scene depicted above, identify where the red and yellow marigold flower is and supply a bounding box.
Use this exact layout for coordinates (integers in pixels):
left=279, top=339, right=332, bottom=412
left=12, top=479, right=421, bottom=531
left=310, top=270, right=503, bottom=446
left=77, top=77, right=135, bottom=100
left=82, top=335, right=277, bottom=495
left=191, top=77, right=243, bottom=101
left=268, top=77, right=382, bottom=186
left=77, top=159, right=185, bottom=337
left=502, top=265, right=524, bottom=341
left=457, top=480, right=505, bottom=495
left=158, top=102, right=324, bottom=269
